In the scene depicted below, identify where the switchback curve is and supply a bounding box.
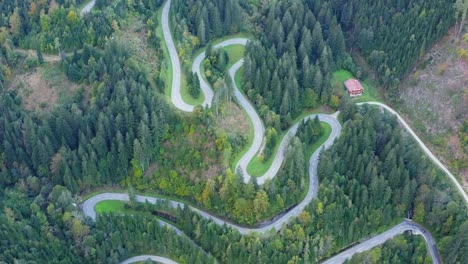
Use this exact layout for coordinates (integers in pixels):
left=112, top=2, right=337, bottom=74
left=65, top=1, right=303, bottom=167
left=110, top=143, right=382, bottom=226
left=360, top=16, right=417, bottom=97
left=82, top=110, right=340, bottom=235
left=321, top=219, right=441, bottom=264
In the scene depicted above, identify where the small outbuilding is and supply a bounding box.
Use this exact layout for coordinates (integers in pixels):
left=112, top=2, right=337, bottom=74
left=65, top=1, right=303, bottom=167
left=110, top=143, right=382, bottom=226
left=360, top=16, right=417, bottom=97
left=344, top=79, right=364, bottom=97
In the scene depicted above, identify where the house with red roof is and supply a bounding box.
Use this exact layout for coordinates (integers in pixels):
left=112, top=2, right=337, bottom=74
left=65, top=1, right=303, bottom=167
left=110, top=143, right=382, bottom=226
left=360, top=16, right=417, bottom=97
left=344, top=79, right=364, bottom=97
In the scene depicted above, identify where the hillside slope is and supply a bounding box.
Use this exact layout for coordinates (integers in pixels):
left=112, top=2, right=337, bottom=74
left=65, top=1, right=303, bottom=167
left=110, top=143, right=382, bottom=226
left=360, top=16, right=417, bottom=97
left=398, top=28, right=468, bottom=191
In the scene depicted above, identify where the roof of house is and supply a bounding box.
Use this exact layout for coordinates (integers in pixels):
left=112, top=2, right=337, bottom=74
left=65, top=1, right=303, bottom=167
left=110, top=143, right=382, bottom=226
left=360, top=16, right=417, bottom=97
left=344, top=79, right=364, bottom=93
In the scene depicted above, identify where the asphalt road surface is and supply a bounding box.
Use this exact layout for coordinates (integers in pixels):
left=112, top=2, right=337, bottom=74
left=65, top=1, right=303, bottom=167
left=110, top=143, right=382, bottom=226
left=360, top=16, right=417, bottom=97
left=162, top=0, right=198, bottom=112
left=80, top=0, right=96, bottom=15
left=192, top=38, right=249, bottom=109
left=227, top=59, right=265, bottom=183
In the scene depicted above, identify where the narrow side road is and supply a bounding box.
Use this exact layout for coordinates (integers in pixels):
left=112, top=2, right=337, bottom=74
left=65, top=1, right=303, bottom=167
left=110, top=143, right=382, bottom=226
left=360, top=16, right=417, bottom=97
left=321, top=219, right=441, bottom=264
left=358, top=102, right=468, bottom=204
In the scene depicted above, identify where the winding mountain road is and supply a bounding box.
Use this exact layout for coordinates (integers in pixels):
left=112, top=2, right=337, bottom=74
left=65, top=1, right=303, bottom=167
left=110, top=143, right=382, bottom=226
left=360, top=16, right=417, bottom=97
left=83, top=193, right=441, bottom=263
left=321, top=219, right=441, bottom=264
left=227, top=59, right=265, bottom=183
left=162, top=0, right=194, bottom=112
left=83, top=111, right=341, bottom=235
left=192, top=38, right=249, bottom=109
left=80, top=0, right=468, bottom=263
left=165, top=0, right=468, bottom=203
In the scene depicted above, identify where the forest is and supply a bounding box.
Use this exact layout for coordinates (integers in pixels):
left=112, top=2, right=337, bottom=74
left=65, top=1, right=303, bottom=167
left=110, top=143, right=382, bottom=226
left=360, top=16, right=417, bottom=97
left=241, top=0, right=348, bottom=128
left=89, top=105, right=467, bottom=263
left=331, top=0, right=455, bottom=93
left=1, top=0, right=467, bottom=263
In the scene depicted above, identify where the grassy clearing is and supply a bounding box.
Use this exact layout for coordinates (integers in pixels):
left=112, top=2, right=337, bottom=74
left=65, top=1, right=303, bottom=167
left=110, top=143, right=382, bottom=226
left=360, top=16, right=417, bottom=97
left=225, top=44, right=246, bottom=68
left=247, top=145, right=277, bottom=177
left=94, top=200, right=164, bottom=219
left=95, top=200, right=127, bottom=214
left=41, top=64, right=78, bottom=101
left=8, top=62, right=78, bottom=111
left=332, top=69, right=384, bottom=102
left=210, top=32, right=252, bottom=44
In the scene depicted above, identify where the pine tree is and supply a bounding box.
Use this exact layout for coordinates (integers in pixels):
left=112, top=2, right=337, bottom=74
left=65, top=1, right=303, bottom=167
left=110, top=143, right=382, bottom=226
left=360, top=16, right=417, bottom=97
left=36, top=44, right=44, bottom=64
left=198, top=19, right=207, bottom=45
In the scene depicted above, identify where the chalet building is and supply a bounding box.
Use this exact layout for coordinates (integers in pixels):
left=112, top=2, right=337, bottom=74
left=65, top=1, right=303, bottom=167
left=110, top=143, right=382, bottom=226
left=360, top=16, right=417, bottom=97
left=344, top=79, right=364, bottom=97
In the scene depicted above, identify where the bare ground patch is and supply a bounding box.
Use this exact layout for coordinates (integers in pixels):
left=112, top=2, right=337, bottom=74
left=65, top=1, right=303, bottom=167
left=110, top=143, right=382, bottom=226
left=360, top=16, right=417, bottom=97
left=7, top=63, right=78, bottom=111
left=214, top=101, right=250, bottom=139
left=399, top=27, right=468, bottom=191
left=115, top=17, right=161, bottom=75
